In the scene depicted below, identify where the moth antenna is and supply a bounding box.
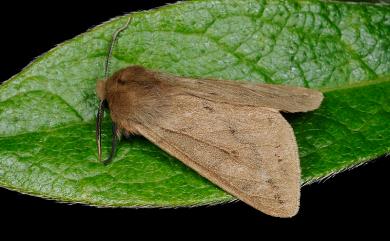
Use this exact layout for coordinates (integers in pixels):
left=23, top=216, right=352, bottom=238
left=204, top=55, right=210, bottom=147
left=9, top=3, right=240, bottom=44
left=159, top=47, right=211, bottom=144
left=102, top=123, right=120, bottom=165
left=104, top=16, right=132, bottom=79
left=96, top=100, right=105, bottom=162
left=97, top=16, right=132, bottom=163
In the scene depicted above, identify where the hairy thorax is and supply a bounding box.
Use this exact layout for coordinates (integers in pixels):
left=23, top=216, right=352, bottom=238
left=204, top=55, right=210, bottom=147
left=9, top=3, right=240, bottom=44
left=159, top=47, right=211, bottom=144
left=98, top=66, right=174, bottom=135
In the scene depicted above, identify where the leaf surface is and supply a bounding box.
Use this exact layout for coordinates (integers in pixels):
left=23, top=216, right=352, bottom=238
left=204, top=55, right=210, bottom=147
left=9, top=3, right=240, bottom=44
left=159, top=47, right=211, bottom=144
left=1, top=0, right=389, bottom=206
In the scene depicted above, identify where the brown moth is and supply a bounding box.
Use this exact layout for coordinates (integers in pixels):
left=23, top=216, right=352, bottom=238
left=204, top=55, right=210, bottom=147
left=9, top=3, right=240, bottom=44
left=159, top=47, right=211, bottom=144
left=95, top=17, right=323, bottom=218
left=96, top=65, right=323, bottom=217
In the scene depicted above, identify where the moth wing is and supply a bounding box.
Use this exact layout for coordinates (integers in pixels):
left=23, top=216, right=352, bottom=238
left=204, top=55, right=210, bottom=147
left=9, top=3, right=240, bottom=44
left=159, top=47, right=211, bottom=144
left=134, top=94, right=300, bottom=217
left=164, top=75, right=323, bottom=113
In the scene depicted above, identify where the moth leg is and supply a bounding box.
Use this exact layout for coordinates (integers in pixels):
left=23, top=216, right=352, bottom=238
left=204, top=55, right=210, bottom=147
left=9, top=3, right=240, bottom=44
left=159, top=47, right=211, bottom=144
left=102, top=123, right=121, bottom=165
left=122, top=130, right=131, bottom=139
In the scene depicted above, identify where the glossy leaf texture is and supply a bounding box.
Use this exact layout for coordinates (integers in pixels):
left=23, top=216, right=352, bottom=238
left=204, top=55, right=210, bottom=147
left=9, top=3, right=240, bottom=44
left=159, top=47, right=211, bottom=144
left=0, top=0, right=389, bottom=206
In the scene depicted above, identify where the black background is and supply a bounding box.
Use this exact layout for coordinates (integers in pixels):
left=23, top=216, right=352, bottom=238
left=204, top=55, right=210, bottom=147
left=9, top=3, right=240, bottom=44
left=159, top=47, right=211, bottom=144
left=0, top=1, right=389, bottom=231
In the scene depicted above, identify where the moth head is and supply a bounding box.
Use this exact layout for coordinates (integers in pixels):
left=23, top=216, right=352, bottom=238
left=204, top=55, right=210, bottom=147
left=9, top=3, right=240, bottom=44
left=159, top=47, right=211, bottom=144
left=114, top=65, right=152, bottom=85
left=97, top=66, right=149, bottom=98
left=95, top=66, right=149, bottom=107
left=95, top=66, right=148, bottom=164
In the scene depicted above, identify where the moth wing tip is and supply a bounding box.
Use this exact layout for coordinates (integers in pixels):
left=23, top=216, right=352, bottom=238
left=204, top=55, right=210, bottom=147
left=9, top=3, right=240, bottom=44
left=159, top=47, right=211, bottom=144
left=279, top=200, right=300, bottom=218
left=298, top=89, right=324, bottom=112
left=264, top=197, right=300, bottom=218
left=312, top=90, right=324, bottom=110
left=256, top=178, right=301, bottom=218
left=315, top=89, right=324, bottom=102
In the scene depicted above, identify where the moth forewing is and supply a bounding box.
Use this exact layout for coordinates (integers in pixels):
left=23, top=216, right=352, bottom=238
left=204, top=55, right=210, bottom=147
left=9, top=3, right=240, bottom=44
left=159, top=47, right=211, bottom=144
left=97, top=66, right=323, bottom=217
left=135, top=104, right=300, bottom=217
left=164, top=74, right=323, bottom=113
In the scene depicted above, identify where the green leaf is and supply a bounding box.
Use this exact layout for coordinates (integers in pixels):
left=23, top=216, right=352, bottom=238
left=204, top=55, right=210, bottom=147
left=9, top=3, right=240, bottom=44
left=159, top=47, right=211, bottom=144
left=1, top=0, right=389, bottom=207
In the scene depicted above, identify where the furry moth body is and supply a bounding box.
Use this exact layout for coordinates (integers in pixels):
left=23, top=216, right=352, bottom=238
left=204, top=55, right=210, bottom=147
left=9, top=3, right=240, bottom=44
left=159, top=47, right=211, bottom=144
left=96, top=65, right=323, bottom=217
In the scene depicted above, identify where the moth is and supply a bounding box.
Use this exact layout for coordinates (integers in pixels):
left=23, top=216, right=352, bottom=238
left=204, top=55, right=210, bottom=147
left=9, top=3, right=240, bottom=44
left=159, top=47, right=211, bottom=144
left=96, top=65, right=323, bottom=217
